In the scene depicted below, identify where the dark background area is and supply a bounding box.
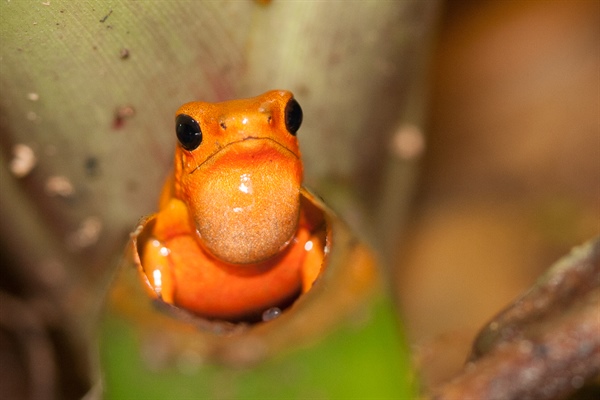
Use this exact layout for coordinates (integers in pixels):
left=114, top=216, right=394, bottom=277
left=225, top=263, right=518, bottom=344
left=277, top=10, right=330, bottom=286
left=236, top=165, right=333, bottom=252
left=396, top=0, right=598, bottom=390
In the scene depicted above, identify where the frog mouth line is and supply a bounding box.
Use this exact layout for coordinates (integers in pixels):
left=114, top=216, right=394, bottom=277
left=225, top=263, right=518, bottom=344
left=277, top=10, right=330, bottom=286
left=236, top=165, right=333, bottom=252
left=189, top=137, right=299, bottom=175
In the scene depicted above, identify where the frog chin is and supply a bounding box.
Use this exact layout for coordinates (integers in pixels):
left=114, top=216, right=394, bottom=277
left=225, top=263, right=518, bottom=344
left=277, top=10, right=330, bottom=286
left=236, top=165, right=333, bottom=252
left=183, top=139, right=303, bottom=265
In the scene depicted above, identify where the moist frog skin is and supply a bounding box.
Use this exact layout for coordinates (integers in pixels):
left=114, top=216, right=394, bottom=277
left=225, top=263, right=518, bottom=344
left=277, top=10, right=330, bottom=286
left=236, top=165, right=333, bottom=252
left=140, top=90, right=325, bottom=322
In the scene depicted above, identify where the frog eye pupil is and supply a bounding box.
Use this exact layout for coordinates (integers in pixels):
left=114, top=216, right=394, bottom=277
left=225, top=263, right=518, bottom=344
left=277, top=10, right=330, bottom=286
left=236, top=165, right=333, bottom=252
left=284, top=98, right=303, bottom=135
left=176, top=114, right=202, bottom=151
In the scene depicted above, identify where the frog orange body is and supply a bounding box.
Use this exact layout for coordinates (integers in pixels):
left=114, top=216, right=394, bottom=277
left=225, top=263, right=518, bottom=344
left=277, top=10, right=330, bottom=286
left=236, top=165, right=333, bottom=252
left=141, top=90, right=324, bottom=321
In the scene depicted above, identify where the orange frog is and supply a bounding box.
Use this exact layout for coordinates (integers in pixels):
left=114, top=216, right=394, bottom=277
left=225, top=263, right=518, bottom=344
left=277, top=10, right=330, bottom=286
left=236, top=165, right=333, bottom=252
left=140, top=90, right=325, bottom=322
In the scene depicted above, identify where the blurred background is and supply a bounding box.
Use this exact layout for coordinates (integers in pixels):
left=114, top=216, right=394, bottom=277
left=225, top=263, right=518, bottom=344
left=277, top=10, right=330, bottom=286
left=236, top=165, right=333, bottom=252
left=396, top=0, right=599, bottom=390
left=1, top=0, right=598, bottom=398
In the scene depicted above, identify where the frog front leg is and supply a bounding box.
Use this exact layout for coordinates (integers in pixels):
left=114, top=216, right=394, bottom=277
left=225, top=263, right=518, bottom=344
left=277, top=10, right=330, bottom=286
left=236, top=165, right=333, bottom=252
left=300, top=229, right=326, bottom=293
left=140, top=197, right=193, bottom=304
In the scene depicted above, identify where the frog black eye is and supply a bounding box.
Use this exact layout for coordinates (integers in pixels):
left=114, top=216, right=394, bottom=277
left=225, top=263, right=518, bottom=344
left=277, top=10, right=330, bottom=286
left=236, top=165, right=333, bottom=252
left=176, top=114, right=202, bottom=151
left=284, top=98, right=303, bottom=135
